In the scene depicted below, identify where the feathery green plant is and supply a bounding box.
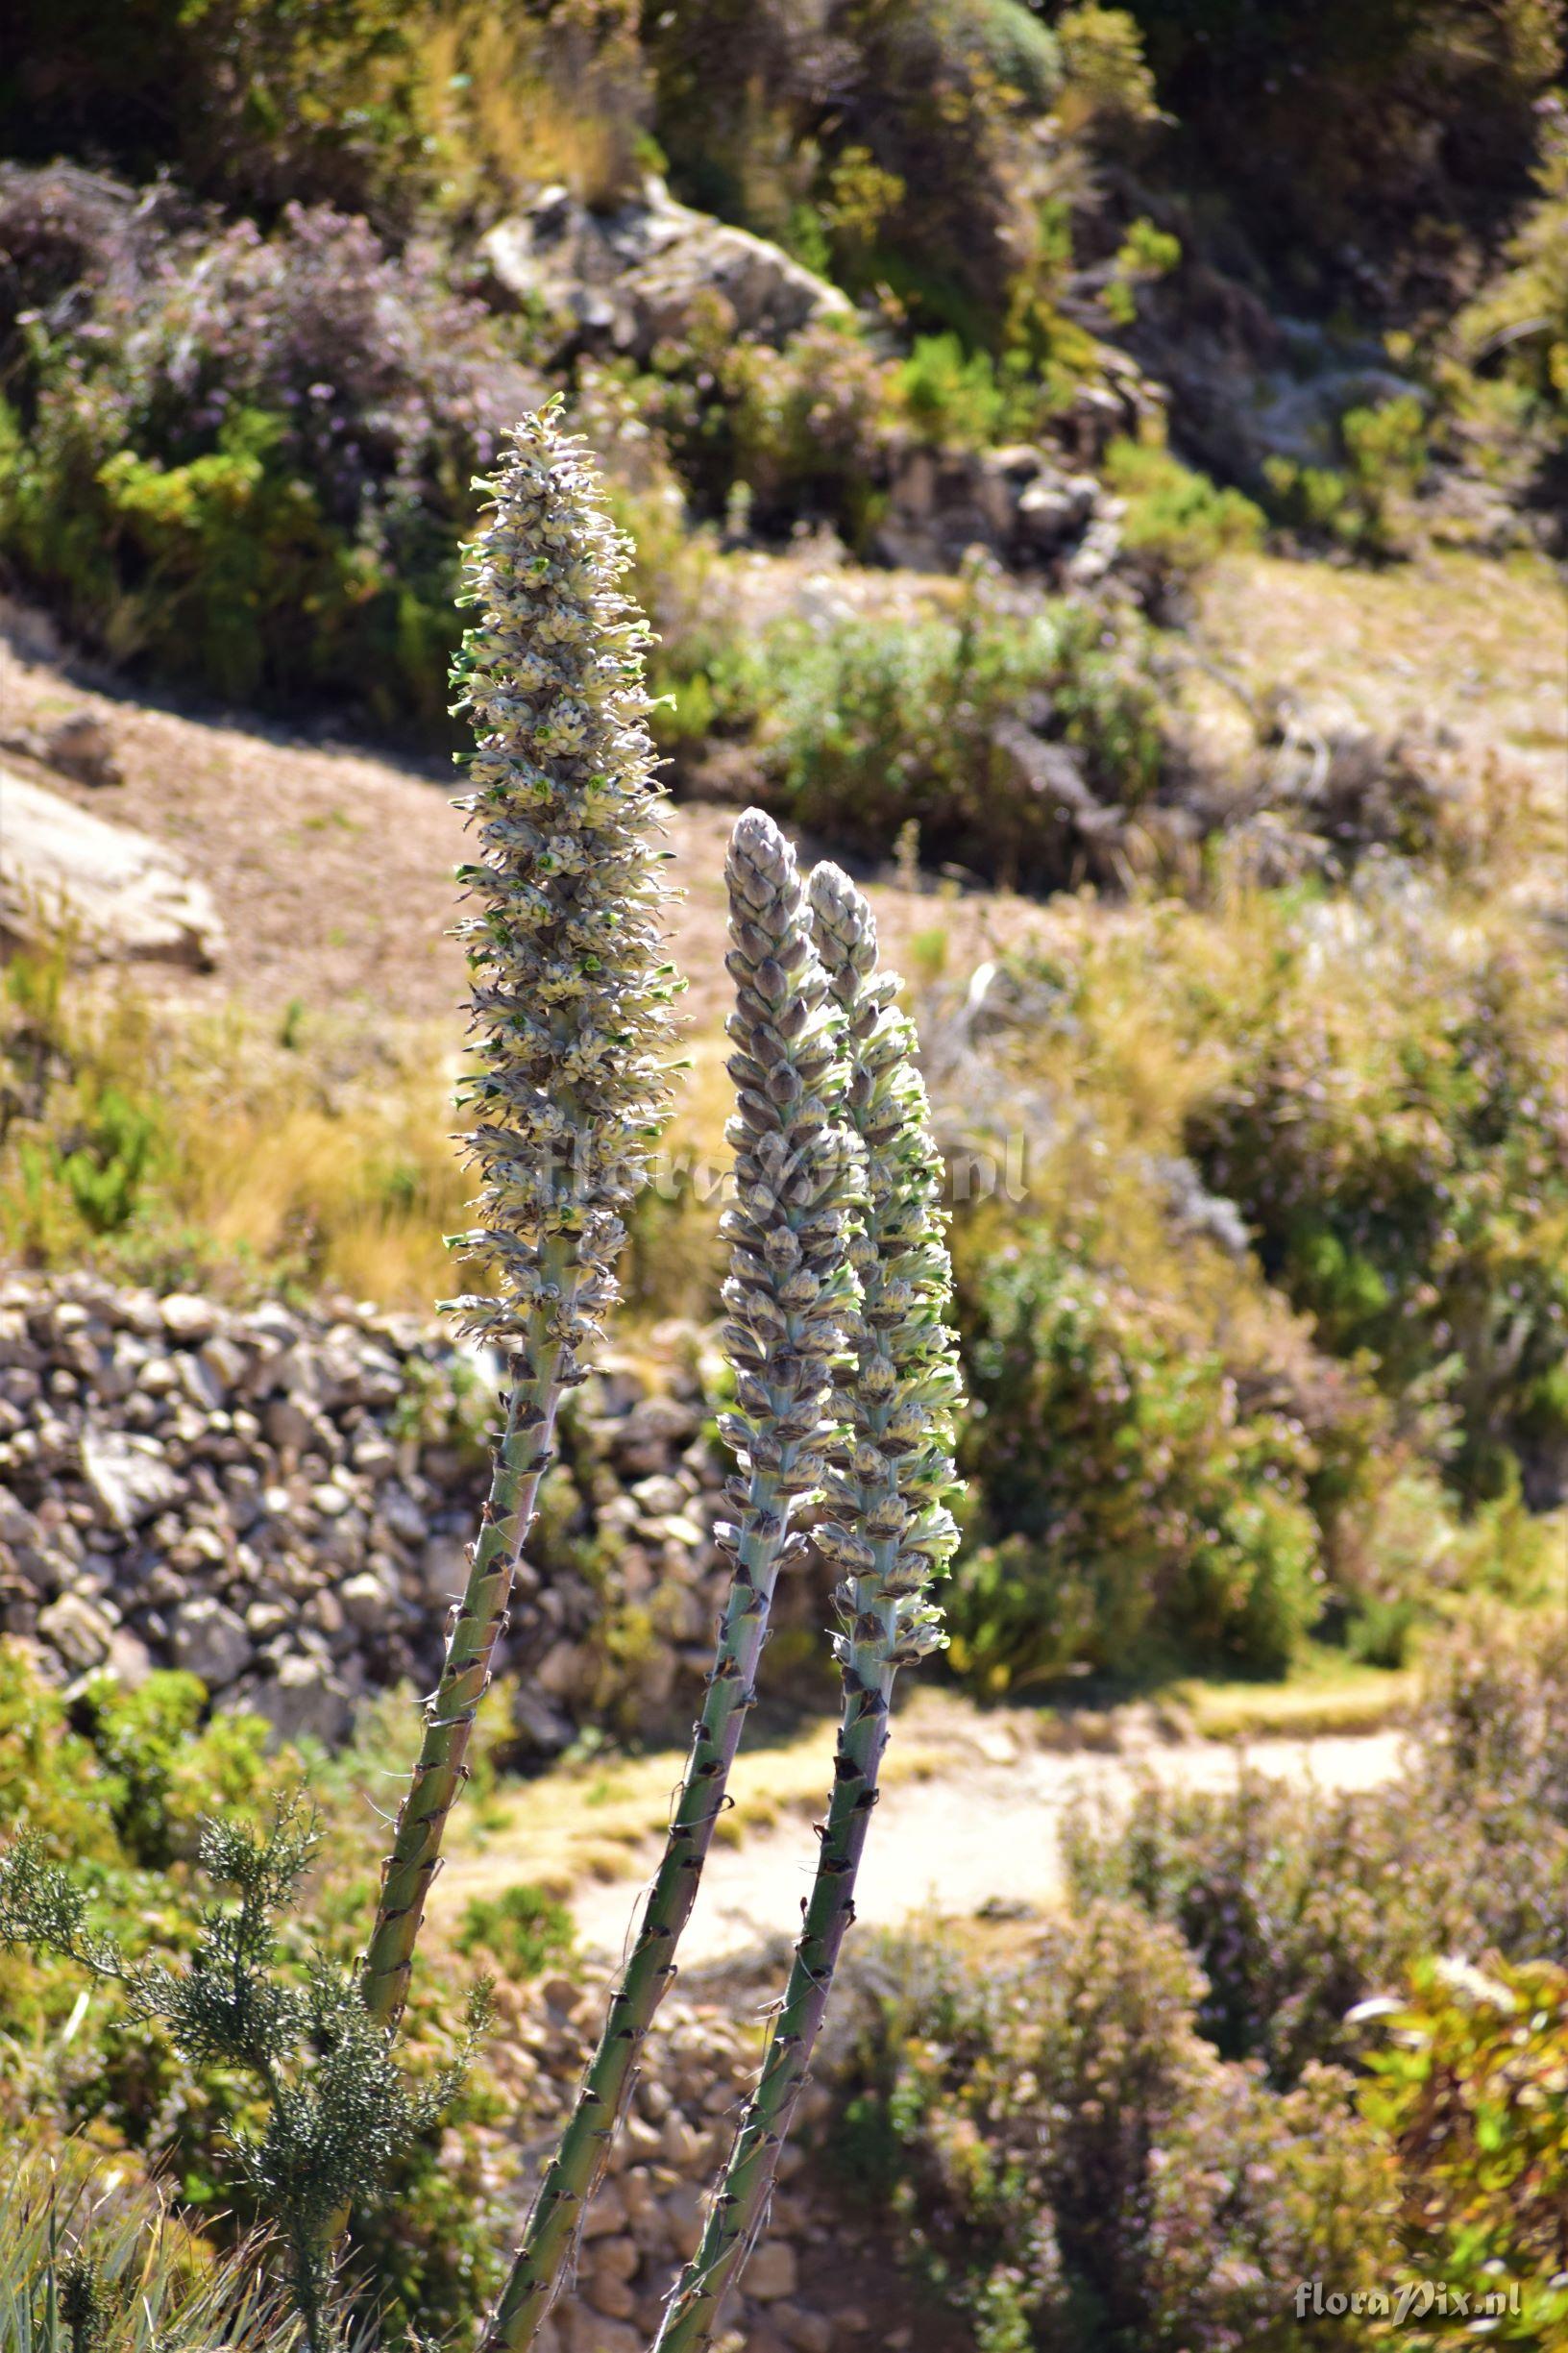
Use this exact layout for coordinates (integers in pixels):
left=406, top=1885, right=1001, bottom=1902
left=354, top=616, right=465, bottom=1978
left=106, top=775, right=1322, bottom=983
left=480, top=809, right=863, bottom=2352
left=359, top=405, right=677, bottom=2032
left=651, top=861, right=963, bottom=2353
left=0, top=1799, right=489, bottom=2351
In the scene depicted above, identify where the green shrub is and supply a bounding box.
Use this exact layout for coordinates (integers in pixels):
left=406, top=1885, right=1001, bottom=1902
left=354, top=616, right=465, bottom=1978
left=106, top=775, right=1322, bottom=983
left=1066, top=1613, right=1568, bottom=2084
left=952, top=1236, right=1323, bottom=1688
left=1055, top=5, right=1161, bottom=137
left=454, top=1885, right=576, bottom=1982
left=0, top=1641, right=511, bottom=2346
left=0, top=197, right=536, bottom=731
left=1186, top=911, right=1568, bottom=1501
left=1102, top=217, right=1181, bottom=327
left=894, top=333, right=1015, bottom=449
left=1360, top=1954, right=1568, bottom=2344
left=851, top=1902, right=1399, bottom=2352
left=1262, top=396, right=1430, bottom=556
left=647, top=0, right=1063, bottom=334
left=1104, top=435, right=1264, bottom=576
left=753, top=574, right=1164, bottom=886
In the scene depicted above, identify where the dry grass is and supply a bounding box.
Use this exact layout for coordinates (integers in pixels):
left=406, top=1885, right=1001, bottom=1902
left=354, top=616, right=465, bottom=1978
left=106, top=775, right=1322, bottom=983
left=1196, top=547, right=1567, bottom=785
left=412, top=6, right=647, bottom=211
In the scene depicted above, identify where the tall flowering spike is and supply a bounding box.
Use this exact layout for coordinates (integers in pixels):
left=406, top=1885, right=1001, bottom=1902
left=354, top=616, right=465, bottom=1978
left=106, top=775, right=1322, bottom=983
left=481, top=809, right=862, bottom=2353
left=809, top=860, right=962, bottom=1657
left=716, top=813, right=866, bottom=1508
left=448, top=405, right=678, bottom=1371
left=651, top=862, right=962, bottom=2353
left=357, top=410, right=677, bottom=2037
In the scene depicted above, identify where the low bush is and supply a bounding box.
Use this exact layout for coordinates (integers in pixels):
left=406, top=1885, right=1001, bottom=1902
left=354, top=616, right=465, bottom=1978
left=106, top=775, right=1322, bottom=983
left=455, top=1884, right=576, bottom=1983
left=1360, top=1954, right=1568, bottom=2343
left=846, top=1901, right=1399, bottom=2353
left=1185, top=894, right=1568, bottom=1502
left=0, top=192, right=537, bottom=729
left=1262, top=396, right=1431, bottom=557
left=750, top=572, right=1164, bottom=887
left=1103, top=434, right=1264, bottom=581
left=646, top=0, right=1063, bottom=335
left=951, top=1234, right=1324, bottom=1687
left=1065, top=1614, right=1568, bottom=2084
left=0, top=1639, right=513, bottom=2345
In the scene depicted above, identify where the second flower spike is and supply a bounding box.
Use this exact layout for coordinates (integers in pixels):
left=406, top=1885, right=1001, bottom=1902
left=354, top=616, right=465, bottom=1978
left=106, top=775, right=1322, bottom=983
left=480, top=808, right=862, bottom=2353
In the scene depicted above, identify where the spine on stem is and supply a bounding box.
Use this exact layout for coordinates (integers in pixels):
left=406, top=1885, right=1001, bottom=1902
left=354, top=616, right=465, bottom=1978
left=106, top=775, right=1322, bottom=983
left=481, top=809, right=862, bottom=2353
left=359, top=407, right=676, bottom=2032
left=651, top=861, right=962, bottom=2353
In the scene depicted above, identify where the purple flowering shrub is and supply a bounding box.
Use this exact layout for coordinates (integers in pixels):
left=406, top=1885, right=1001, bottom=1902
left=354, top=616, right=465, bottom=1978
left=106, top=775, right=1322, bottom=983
left=0, top=186, right=538, bottom=724
left=1064, top=1614, right=1568, bottom=2083
left=845, top=1901, right=1398, bottom=2353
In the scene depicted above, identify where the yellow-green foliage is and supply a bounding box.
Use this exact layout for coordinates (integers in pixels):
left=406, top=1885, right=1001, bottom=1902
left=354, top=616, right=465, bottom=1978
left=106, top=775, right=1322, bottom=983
left=0, top=1643, right=515, bottom=2344
left=1360, top=1955, right=1568, bottom=2343
left=1185, top=886, right=1568, bottom=1499
left=0, top=944, right=468, bottom=1307
left=1263, top=396, right=1431, bottom=555
left=411, top=1, right=649, bottom=214
left=1104, top=435, right=1264, bottom=574
left=953, top=1236, right=1324, bottom=1686
left=1054, top=3, right=1161, bottom=137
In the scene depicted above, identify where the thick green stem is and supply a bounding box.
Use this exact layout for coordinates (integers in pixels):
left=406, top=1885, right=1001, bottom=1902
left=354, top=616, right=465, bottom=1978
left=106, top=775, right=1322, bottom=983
left=360, top=1310, right=565, bottom=2032
left=652, top=1597, right=898, bottom=2353
left=480, top=1450, right=801, bottom=2353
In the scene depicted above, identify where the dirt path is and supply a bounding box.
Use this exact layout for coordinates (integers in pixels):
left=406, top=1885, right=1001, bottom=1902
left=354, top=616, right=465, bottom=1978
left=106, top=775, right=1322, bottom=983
left=0, top=600, right=1049, bottom=1042
left=432, top=1694, right=1406, bottom=1970
left=7, top=543, right=1557, bottom=1046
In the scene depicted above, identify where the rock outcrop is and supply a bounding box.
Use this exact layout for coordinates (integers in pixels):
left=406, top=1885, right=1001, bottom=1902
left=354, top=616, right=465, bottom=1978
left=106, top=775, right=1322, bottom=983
left=0, top=768, right=224, bottom=967
left=874, top=439, right=1126, bottom=580
left=478, top=176, right=850, bottom=361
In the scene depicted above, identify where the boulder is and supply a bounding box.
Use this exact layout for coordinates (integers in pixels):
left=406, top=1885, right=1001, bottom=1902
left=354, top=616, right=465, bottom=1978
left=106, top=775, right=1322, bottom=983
left=37, top=1590, right=113, bottom=1671
left=44, top=712, right=123, bottom=788
left=80, top=1427, right=183, bottom=1532
left=240, top=1654, right=354, bottom=1748
left=478, top=177, right=849, bottom=360
left=875, top=439, right=1116, bottom=576
left=0, top=768, right=224, bottom=967
left=170, top=1595, right=253, bottom=1689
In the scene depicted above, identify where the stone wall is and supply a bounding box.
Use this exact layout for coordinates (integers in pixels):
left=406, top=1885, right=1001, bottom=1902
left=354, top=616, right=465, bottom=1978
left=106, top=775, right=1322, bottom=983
left=0, top=1272, right=833, bottom=1749
left=485, top=1964, right=906, bottom=2353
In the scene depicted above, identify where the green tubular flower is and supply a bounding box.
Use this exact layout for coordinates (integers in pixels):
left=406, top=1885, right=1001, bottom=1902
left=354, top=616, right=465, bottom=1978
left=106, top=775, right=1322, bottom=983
left=650, top=860, right=962, bottom=2353
left=359, top=408, right=677, bottom=2035
left=480, top=809, right=862, bottom=2353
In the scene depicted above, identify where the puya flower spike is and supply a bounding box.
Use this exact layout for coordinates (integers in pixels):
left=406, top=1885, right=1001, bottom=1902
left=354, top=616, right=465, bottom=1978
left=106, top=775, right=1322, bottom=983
left=359, top=406, right=678, bottom=2032
left=481, top=809, right=862, bottom=2352
left=651, top=861, right=963, bottom=2353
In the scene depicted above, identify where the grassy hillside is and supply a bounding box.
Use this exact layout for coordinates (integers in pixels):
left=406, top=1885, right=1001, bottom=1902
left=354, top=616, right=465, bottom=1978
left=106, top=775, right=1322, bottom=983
left=1, top=9, right=1566, bottom=2348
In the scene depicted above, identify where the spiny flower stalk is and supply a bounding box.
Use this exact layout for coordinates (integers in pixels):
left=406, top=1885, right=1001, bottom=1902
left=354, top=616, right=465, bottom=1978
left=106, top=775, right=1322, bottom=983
left=481, top=809, right=862, bottom=2353
left=651, top=863, right=962, bottom=2353
left=359, top=407, right=677, bottom=2033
